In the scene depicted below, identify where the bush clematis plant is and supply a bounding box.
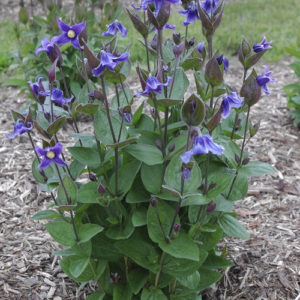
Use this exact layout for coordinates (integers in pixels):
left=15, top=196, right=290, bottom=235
left=8, top=0, right=278, bottom=298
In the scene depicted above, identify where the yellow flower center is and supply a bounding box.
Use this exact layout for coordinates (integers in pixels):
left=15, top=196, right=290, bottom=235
left=67, top=30, right=76, bottom=39
left=46, top=151, right=55, bottom=159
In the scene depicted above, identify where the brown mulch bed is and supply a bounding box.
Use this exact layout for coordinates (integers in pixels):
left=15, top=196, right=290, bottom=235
left=1, top=54, right=299, bottom=300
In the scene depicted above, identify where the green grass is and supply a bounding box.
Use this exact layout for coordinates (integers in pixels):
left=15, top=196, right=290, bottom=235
left=120, top=0, right=300, bottom=62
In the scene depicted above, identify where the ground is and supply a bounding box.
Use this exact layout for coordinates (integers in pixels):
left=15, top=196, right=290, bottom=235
left=0, top=56, right=299, bottom=299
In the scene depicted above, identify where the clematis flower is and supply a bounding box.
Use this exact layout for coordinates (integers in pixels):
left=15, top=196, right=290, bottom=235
left=256, top=65, right=275, bottom=95
left=154, top=23, right=176, bottom=33
left=28, top=77, right=50, bottom=98
left=35, top=37, right=58, bottom=56
left=6, top=120, right=33, bottom=139
left=102, top=20, right=128, bottom=38
left=181, top=134, right=223, bottom=163
left=253, top=36, right=272, bottom=53
left=179, top=1, right=200, bottom=26
left=55, top=18, right=85, bottom=50
left=123, top=112, right=132, bottom=123
left=221, top=92, right=244, bottom=119
left=51, top=88, right=73, bottom=105
left=92, top=51, right=130, bottom=77
left=182, top=168, right=191, bottom=180
left=216, top=54, right=229, bottom=72
left=132, top=0, right=181, bottom=14
left=137, top=75, right=172, bottom=96
left=200, top=0, right=219, bottom=15
left=196, top=41, right=205, bottom=53
left=35, top=142, right=66, bottom=170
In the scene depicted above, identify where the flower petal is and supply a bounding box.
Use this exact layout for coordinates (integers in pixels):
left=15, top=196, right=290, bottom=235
left=51, top=142, right=63, bottom=156
left=55, top=33, right=70, bottom=46
left=35, top=146, right=46, bottom=156
left=57, top=18, right=70, bottom=32
left=71, top=38, right=83, bottom=50
left=53, top=157, right=67, bottom=167
left=39, top=158, right=52, bottom=170
left=71, top=22, right=85, bottom=36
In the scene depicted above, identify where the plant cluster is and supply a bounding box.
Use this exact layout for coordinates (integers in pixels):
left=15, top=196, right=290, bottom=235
left=284, top=48, right=300, bottom=128
left=7, top=0, right=276, bottom=298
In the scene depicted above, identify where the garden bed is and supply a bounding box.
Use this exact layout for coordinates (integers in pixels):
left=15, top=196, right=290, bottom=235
left=0, top=57, right=299, bottom=299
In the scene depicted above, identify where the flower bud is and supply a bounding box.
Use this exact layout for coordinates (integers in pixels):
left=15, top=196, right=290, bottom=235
left=88, top=90, right=104, bottom=102
left=150, top=196, right=157, bottom=207
left=155, top=139, right=163, bottom=150
left=181, top=94, right=206, bottom=126
left=249, top=120, right=260, bottom=137
left=242, top=158, right=250, bottom=165
left=79, top=26, right=88, bottom=45
left=168, top=143, right=175, bottom=153
left=205, top=57, right=223, bottom=87
left=98, top=183, right=106, bottom=194
left=182, top=168, right=191, bottom=181
left=240, top=70, right=261, bottom=106
left=89, top=173, right=97, bottom=182
left=151, top=34, right=158, bottom=50
left=173, top=43, right=185, bottom=59
left=188, top=37, right=195, bottom=47
left=208, top=182, right=216, bottom=191
left=156, top=2, right=171, bottom=29
left=127, top=9, right=148, bottom=37
left=205, top=107, right=222, bottom=133
left=48, top=58, right=58, bottom=84
left=235, top=154, right=240, bottom=164
left=174, top=224, right=181, bottom=232
left=207, top=202, right=217, bottom=214
left=173, top=32, right=181, bottom=45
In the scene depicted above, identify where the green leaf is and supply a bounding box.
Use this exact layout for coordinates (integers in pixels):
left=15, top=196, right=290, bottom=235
left=68, top=146, right=100, bottom=168
left=69, top=256, right=90, bottom=278
left=141, top=288, right=168, bottom=300
left=106, top=216, right=134, bottom=240
left=113, top=284, right=132, bottom=300
left=197, top=226, right=223, bottom=251
left=128, top=269, right=149, bottom=295
left=132, top=207, right=147, bottom=227
left=177, top=271, right=200, bottom=290
left=239, top=161, right=277, bottom=177
left=54, top=241, right=92, bottom=257
left=107, top=136, right=139, bottom=149
left=76, top=103, right=99, bottom=115
left=165, top=155, right=201, bottom=194
left=78, top=223, right=104, bottom=243
left=32, top=157, right=54, bottom=184
left=198, top=268, right=222, bottom=291
left=109, top=159, right=141, bottom=194
left=182, top=193, right=210, bottom=206
left=57, top=175, right=77, bottom=205
left=132, top=101, right=144, bottom=125
left=155, top=98, right=183, bottom=108
left=115, top=233, right=160, bottom=273
left=78, top=182, right=102, bottom=204
left=86, top=292, right=105, bottom=300
left=45, top=220, right=75, bottom=246
left=126, top=176, right=150, bottom=203
left=125, top=144, right=163, bottom=166
left=94, top=109, right=126, bottom=145
left=141, top=163, right=163, bottom=194
left=159, top=233, right=199, bottom=261
left=169, top=67, right=189, bottom=99
left=47, top=116, right=66, bottom=135
left=218, top=214, right=249, bottom=240
left=163, top=250, right=208, bottom=277
left=202, top=251, right=234, bottom=270
left=226, top=173, right=248, bottom=201
left=147, top=200, right=177, bottom=244
left=32, top=210, right=60, bottom=220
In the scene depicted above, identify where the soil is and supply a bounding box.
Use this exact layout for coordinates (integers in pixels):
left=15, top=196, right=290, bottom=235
left=0, top=2, right=300, bottom=300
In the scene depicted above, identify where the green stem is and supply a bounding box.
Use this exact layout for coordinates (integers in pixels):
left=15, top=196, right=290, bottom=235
left=227, top=104, right=251, bottom=199
left=155, top=252, right=165, bottom=288
left=184, top=25, right=189, bottom=55
left=115, top=84, right=120, bottom=108
left=144, top=35, right=151, bottom=73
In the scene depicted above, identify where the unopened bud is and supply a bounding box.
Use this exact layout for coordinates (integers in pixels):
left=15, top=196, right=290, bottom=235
left=240, top=70, right=262, bottom=106
left=207, top=202, right=217, bottom=214
left=205, top=57, right=223, bottom=87
left=168, top=143, right=175, bottom=153
left=151, top=34, right=158, bottom=50
left=98, top=183, right=106, bottom=194
left=155, top=139, right=162, bottom=150
left=173, top=43, right=185, bottom=58
left=127, top=8, right=148, bottom=37
left=208, top=182, right=216, bottom=191
left=48, top=58, right=58, bottom=84
left=173, top=32, right=181, bottom=45
left=174, top=224, right=181, bottom=232
left=242, top=158, right=250, bottom=165
left=181, top=94, right=206, bottom=126
left=182, top=168, right=191, bottom=181
left=235, top=154, right=240, bottom=164
left=150, top=196, right=157, bottom=207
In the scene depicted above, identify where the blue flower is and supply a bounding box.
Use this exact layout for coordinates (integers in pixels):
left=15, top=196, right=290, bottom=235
left=123, top=112, right=132, bottom=123
left=154, top=23, right=176, bottom=33
left=92, top=51, right=130, bottom=77
left=216, top=54, right=229, bottom=72
left=221, top=92, right=244, bottom=119
left=200, top=0, right=219, bottom=15
left=182, top=168, right=191, bottom=180
left=28, top=77, right=50, bottom=98
left=35, top=37, right=58, bottom=56
left=132, top=0, right=181, bottom=14
left=51, top=88, right=74, bottom=105
left=35, top=142, right=67, bottom=170
left=181, top=134, right=223, bottom=164
left=196, top=41, right=205, bottom=53
left=253, top=36, right=272, bottom=53
left=102, top=20, right=128, bottom=38
left=55, top=18, right=85, bottom=50
left=179, top=1, right=200, bottom=26
left=6, top=120, right=33, bottom=139
left=137, top=75, right=172, bottom=96
left=256, top=65, right=275, bottom=95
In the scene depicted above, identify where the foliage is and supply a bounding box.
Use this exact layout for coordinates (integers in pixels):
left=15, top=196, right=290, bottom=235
left=283, top=48, right=300, bottom=128
left=7, top=0, right=277, bottom=298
